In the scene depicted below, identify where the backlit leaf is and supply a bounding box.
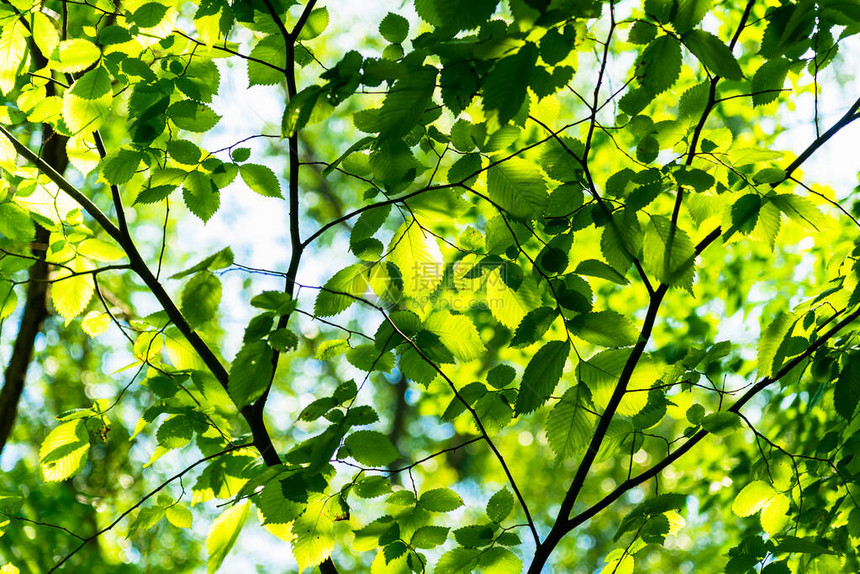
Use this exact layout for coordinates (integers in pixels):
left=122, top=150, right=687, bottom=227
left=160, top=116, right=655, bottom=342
left=206, top=501, right=250, bottom=573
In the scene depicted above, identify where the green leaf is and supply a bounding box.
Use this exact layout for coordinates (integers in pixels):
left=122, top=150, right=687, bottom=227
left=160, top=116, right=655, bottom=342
left=729, top=194, right=762, bottom=236
left=130, top=3, right=170, bottom=27
left=171, top=247, right=234, bottom=279
left=671, top=0, right=711, bottom=33
left=567, top=311, right=638, bottom=347
left=355, top=476, right=393, bottom=499
left=701, top=411, right=742, bottom=436
left=424, top=310, right=485, bottom=361
left=156, top=415, right=195, bottom=449
left=298, top=7, right=329, bottom=40
left=454, top=524, right=494, bottom=547
left=482, top=43, right=538, bottom=125
left=411, top=525, right=449, bottom=549
left=314, top=264, right=369, bottom=317
left=167, top=140, right=202, bottom=165
left=344, top=430, right=399, bottom=466
left=100, top=149, right=141, bottom=185
left=97, top=25, right=132, bottom=45
left=39, top=420, right=90, bottom=482
left=415, top=0, right=499, bottom=31
left=486, top=488, right=514, bottom=523
left=346, top=344, right=394, bottom=373
left=574, top=259, right=630, bottom=285
left=419, top=488, right=464, bottom=512
left=282, top=85, right=322, bottom=136
left=180, top=271, right=222, bottom=327
left=627, top=21, right=657, bottom=44
left=546, top=386, right=594, bottom=459
left=757, top=313, right=794, bottom=377
left=0, top=203, right=34, bottom=242
left=674, top=167, right=715, bottom=191
left=372, top=66, right=437, bottom=140
left=168, top=100, right=221, bottom=132
left=682, top=30, right=744, bottom=80
left=183, top=171, right=220, bottom=222
left=510, top=306, right=557, bottom=348
left=642, top=216, right=696, bottom=289
left=478, top=547, right=523, bottom=574
left=239, top=164, right=283, bottom=198
left=773, top=535, right=837, bottom=556
left=835, top=353, right=860, bottom=419
left=615, top=492, right=687, bottom=540
left=514, top=340, right=570, bottom=415
left=751, top=58, right=790, bottom=107
left=637, top=35, right=682, bottom=94
left=227, top=341, right=275, bottom=408
left=771, top=193, right=825, bottom=230
left=206, top=501, right=250, bottom=573
left=69, top=66, right=111, bottom=100
left=487, top=157, right=548, bottom=220
left=248, top=35, right=286, bottom=86
left=379, top=12, right=409, bottom=43
left=435, top=548, right=479, bottom=574
left=487, top=364, right=516, bottom=388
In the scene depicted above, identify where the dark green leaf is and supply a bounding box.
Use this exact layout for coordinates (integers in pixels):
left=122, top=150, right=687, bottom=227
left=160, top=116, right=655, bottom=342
left=100, top=149, right=142, bottom=185
left=514, top=340, right=570, bottom=415
left=228, top=341, right=275, bottom=408
left=343, top=430, right=399, bottom=466
left=379, top=12, right=409, bottom=43
left=683, top=30, right=744, bottom=80
left=835, top=353, right=860, bottom=419
left=637, top=35, right=682, bottom=94
left=486, top=488, right=514, bottom=523
left=483, top=43, right=538, bottom=125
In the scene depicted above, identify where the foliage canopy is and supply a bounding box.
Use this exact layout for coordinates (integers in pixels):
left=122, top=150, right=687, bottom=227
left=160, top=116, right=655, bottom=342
left=1, top=0, right=860, bottom=572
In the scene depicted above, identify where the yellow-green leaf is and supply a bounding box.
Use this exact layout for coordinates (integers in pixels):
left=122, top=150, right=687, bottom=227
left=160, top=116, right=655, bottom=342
left=67, top=134, right=100, bottom=175
left=51, top=257, right=95, bottom=323
left=206, top=501, right=250, bottom=573
left=166, top=504, right=193, bottom=529
left=485, top=268, right=540, bottom=329
left=63, top=89, right=112, bottom=134
left=731, top=480, right=776, bottom=517
left=31, top=12, right=59, bottom=59
left=601, top=554, right=634, bottom=574
left=53, top=39, right=100, bottom=73
left=0, top=21, right=27, bottom=95
left=425, top=310, right=485, bottom=361
left=81, top=311, right=111, bottom=337
left=487, top=157, right=548, bottom=220
left=39, top=420, right=90, bottom=482
left=387, top=222, right=444, bottom=299
left=292, top=497, right=335, bottom=571
left=77, top=238, right=126, bottom=262
left=761, top=493, right=790, bottom=535
left=0, top=130, right=15, bottom=168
